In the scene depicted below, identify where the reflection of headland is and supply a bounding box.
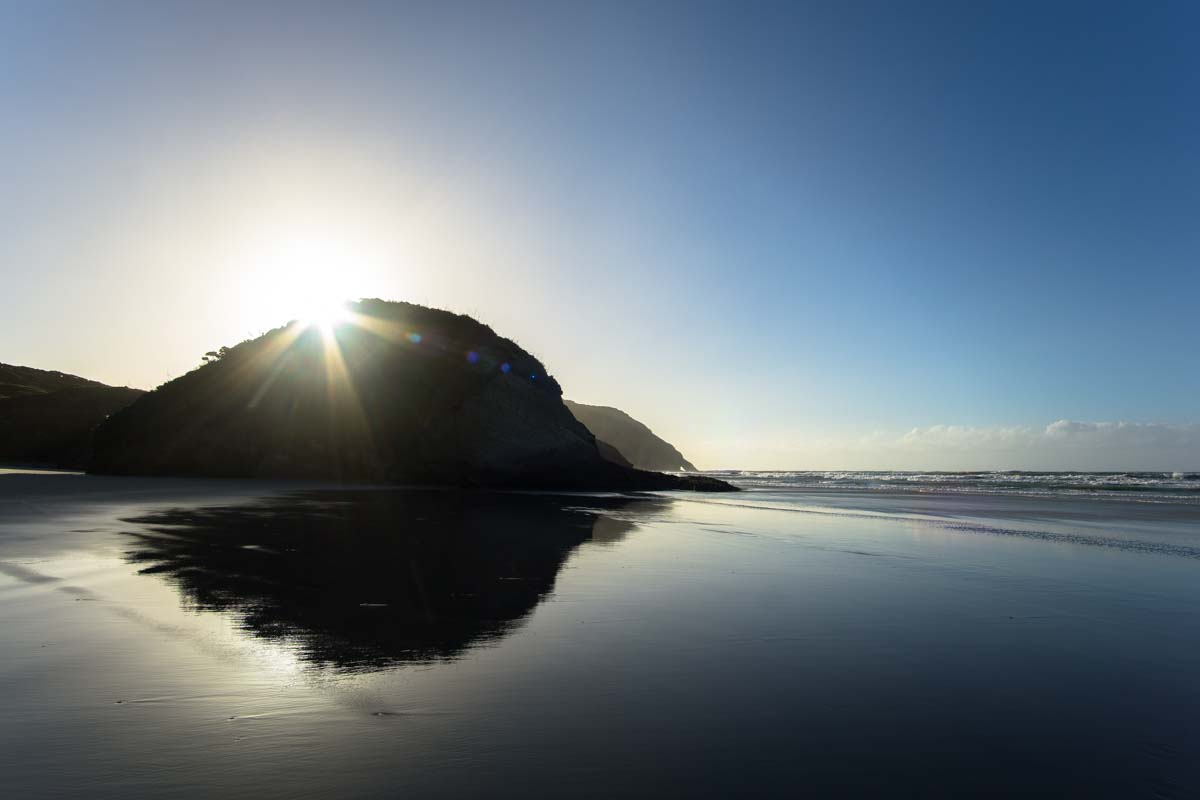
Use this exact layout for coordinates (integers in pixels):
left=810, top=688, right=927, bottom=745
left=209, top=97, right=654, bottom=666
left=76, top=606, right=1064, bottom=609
left=124, top=490, right=663, bottom=671
left=587, top=514, right=638, bottom=545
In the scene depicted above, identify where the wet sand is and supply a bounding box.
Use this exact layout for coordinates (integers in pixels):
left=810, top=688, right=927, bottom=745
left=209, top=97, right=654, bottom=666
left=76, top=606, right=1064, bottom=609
left=1, top=473, right=1198, bottom=797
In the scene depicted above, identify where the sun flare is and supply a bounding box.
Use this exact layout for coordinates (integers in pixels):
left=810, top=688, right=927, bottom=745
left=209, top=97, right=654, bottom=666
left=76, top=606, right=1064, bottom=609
left=236, top=233, right=377, bottom=335
left=295, top=293, right=352, bottom=332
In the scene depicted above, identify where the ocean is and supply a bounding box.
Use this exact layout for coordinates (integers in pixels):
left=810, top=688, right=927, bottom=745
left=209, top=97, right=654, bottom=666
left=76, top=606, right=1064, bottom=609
left=714, top=469, right=1200, bottom=500
left=1, top=470, right=1198, bottom=797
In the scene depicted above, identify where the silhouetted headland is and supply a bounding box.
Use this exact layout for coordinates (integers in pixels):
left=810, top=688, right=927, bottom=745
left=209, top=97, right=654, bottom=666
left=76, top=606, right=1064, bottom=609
left=566, top=399, right=698, bottom=472
left=0, top=363, right=143, bottom=468
left=89, top=300, right=735, bottom=491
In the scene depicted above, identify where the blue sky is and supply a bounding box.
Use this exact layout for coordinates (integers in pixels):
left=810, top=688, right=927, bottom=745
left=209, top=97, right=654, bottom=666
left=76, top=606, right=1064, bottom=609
left=1, top=1, right=1197, bottom=468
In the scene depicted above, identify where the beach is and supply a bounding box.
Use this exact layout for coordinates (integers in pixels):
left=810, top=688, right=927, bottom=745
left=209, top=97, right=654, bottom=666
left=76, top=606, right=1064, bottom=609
left=1, top=470, right=1198, bottom=797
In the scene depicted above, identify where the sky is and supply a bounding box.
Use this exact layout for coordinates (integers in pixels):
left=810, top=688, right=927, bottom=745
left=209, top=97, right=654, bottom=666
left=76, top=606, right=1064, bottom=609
left=1, top=0, right=1197, bottom=470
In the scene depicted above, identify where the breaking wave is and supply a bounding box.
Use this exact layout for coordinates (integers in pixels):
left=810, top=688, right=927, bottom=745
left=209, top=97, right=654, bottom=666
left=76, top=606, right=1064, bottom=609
left=705, top=470, right=1200, bottom=503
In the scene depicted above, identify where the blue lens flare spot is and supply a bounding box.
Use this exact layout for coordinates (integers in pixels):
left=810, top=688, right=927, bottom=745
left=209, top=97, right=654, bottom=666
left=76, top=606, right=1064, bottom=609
left=500, top=363, right=511, bottom=373
left=407, top=332, right=422, bottom=344
left=467, top=351, right=480, bottom=364
left=531, top=374, right=537, bottom=380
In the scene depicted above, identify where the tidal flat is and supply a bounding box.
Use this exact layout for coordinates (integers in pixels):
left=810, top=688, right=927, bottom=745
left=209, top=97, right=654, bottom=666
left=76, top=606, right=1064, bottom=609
left=1, top=472, right=1198, bottom=798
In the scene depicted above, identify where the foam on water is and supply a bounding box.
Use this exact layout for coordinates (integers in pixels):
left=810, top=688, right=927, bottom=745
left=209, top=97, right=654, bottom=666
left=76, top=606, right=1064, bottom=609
left=708, top=470, right=1200, bottom=502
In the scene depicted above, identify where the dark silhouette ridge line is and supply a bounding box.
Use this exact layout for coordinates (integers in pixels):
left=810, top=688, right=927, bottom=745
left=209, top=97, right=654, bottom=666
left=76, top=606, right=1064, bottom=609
left=87, top=299, right=736, bottom=492
left=0, top=362, right=145, bottom=469
left=0, top=362, right=141, bottom=400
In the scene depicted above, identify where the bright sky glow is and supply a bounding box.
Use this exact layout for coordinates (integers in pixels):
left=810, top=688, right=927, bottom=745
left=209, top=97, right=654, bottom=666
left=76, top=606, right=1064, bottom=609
left=236, top=234, right=367, bottom=334
left=1, top=1, right=1197, bottom=469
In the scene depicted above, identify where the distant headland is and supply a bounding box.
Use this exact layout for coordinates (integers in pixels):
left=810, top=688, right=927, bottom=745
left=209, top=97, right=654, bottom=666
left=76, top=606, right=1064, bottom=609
left=565, top=400, right=698, bottom=473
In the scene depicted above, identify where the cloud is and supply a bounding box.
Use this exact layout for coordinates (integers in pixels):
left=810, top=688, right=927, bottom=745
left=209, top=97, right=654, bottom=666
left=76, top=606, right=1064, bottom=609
left=1041, top=419, right=1200, bottom=447
left=885, top=420, right=1200, bottom=469
left=705, top=421, right=1200, bottom=470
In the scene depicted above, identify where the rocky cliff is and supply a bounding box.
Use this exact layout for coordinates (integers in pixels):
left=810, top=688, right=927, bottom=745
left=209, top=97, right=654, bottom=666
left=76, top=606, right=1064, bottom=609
left=90, top=300, right=734, bottom=491
left=565, top=400, right=699, bottom=472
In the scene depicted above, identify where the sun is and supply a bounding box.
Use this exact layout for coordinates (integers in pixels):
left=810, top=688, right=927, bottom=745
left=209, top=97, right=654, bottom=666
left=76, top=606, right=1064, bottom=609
left=294, top=292, right=352, bottom=332
left=236, top=233, right=372, bottom=335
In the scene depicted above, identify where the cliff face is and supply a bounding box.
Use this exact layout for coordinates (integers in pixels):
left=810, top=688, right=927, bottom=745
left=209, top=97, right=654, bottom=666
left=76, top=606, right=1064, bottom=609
left=90, top=300, right=734, bottom=492
left=565, top=400, right=698, bottom=472
left=0, top=363, right=143, bottom=468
